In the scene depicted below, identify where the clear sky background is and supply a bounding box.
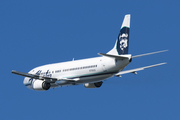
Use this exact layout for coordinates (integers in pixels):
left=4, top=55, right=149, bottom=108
left=1, top=0, right=180, bottom=120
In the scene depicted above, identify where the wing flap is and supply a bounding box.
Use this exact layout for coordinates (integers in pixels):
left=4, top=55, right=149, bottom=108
left=115, top=62, right=166, bottom=77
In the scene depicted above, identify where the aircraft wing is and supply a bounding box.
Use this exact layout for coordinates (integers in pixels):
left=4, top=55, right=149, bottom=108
left=115, top=62, right=166, bottom=77
left=11, top=70, right=76, bottom=83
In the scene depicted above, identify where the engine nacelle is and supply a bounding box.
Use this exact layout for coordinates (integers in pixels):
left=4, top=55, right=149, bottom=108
left=84, top=81, right=103, bottom=88
left=33, top=80, right=51, bottom=91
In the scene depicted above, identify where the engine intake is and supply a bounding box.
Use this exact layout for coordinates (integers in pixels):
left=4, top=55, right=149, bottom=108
left=84, top=81, right=103, bottom=88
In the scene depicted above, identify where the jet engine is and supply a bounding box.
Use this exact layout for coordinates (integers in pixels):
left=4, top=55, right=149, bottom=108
left=33, top=80, right=51, bottom=91
left=84, top=81, right=103, bottom=88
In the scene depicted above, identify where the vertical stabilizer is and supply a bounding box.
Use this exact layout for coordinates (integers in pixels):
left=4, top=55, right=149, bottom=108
left=108, top=14, right=131, bottom=55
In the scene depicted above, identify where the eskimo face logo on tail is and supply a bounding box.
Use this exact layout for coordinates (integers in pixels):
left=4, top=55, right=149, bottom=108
left=116, top=27, right=129, bottom=55
left=119, top=33, right=128, bottom=50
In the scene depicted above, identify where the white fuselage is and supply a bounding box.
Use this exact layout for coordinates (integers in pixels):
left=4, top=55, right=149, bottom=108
left=24, top=56, right=131, bottom=89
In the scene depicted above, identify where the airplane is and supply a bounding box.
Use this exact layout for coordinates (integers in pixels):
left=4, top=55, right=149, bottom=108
left=11, top=14, right=167, bottom=91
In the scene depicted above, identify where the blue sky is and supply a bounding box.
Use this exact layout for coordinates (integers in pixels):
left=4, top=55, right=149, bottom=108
left=1, top=0, right=180, bottom=120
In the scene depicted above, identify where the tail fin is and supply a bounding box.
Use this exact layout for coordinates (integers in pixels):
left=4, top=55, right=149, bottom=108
left=108, top=14, right=131, bottom=55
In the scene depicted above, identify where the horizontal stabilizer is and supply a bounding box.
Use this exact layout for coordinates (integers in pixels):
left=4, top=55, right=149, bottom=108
left=132, top=50, right=168, bottom=58
left=115, top=62, right=166, bottom=76
left=98, top=53, right=131, bottom=60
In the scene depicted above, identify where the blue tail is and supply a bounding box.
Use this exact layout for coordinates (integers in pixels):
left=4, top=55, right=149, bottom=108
left=116, top=26, right=130, bottom=54
left=108, top=14, right=130, bottom=55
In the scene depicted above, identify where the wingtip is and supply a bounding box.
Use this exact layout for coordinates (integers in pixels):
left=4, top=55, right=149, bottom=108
left=156, top=62, right=167, bottom=66
left=162, top=62, right=167, bottom=65
left=125, top=14, right=131, bottom=17
left=162, top=49, right=169, bottom=52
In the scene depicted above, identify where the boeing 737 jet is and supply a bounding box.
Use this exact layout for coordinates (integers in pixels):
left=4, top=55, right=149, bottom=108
left=12, top=14, right=167, bottom=91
